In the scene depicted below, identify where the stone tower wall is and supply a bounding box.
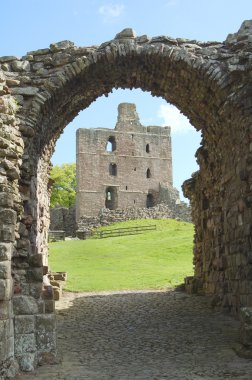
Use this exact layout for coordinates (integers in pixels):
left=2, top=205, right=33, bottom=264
left=76, top=103, right=172, bottom=220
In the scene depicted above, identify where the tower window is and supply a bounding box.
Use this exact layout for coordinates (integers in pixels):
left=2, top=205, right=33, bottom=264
left=109, top=163, right=117, bottom=176
left=146, top=168, right=151, bottom=178
left=106, top=136, right=116, bottom=152
left=146, top=144, right=150, bottom=153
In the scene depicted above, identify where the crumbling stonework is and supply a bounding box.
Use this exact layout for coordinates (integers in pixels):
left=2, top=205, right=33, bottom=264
left=0, top=21, right=252, bottom=377
left=51, top=183, right=187, bottom=236
left=77, top=202, right=191, bottom=235
left=49, top=206, right=76, bottom=237
left=76, top=102, right=173, bottom=220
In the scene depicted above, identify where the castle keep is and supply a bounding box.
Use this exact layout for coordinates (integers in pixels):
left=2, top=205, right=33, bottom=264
left=76, top=103, right=173, bottom=220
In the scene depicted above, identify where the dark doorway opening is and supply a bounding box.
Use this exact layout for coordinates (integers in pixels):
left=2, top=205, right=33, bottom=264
left=105, top=186, right=118, bottom=210
left=146, top=193, right=154, bottom=208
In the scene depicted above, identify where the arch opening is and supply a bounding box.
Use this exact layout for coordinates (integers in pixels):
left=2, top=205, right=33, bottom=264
left=6, top=25, right=252, bottom=374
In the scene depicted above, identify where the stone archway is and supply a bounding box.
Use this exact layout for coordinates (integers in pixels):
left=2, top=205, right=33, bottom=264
left=1, top=20, right=252, bottom=376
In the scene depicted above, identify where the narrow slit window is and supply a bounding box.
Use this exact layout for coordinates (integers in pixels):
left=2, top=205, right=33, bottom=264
left=109, top=163, right=117, bottom=176
left=146, top=168, right=151, bottom=178
left=146, top=144, right=150, bottom=153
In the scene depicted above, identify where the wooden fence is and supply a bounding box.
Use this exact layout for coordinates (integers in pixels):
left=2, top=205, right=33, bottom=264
left=92, top=224, right=157, bottom=239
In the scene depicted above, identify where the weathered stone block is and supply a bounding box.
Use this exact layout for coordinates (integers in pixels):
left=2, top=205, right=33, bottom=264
left=0, top=300, right=12, bottom=319
left=1, top=357, right=19, bottom=379
left=14, top=315, right=35, bottom=334
left=15, top=333, right=36, bottom=354
left=11, top=86, right=39, bottom=96
left=36, top=314, right=56, bottom=333
left=13, top=295, right=39, bottom=315
left=12, top=60, right=30, bottom=72
left=44, top=299, right=55, bottom=313
left=0, top=209, right=16, bottom=224
left=0, top=261, right=11, bottom=279
left=27, top=268, right=43, bottom=282
left=6, top=336, right=14, bottom=359
left=2, top=319, right=14, bottom=340
left=28, top=253, right=43, bottom=267
left=42, top=288, right=54, bottom=300
left=0, top=224, right=15, bottom=242
left=29, top=282, right=43, bottom=299
left=36, top=330, right=56, bottom=352
left=0, top=279, right=12, bottom=300
left=17, top=352, right=37, bottom=372
left=37, top=300, right=45, bottom=314
left=0, top=242, right=13, bottom=261
left=0, top=193, right=13, bottom=207
left=50, top=40, right=75, bottom=52
left=52, top=286, right=61, bottom=301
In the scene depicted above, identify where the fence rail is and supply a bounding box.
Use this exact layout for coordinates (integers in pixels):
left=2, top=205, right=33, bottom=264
left=92, top=224, right=157, bottom=239
left=48, top=230, right=65, bottom=242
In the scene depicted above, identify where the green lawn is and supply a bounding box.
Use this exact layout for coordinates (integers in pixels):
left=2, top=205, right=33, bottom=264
left=48, top=219, right=194, bottom=292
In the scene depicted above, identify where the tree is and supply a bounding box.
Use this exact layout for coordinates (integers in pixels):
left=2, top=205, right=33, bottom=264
left=50, top=163, right=76, bottom=208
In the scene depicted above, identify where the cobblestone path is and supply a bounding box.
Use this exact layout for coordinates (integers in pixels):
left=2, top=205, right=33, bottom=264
left=19, top=290, right=252, bottom=380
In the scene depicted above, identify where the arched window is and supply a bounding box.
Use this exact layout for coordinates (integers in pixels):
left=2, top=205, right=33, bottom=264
left=106, top=136, right=116, bottom=152
left=109, top=163, right=117, bottom=176
left=146, top=168, right=151, bottom=178
left=146, top=143, right=150, bottom=153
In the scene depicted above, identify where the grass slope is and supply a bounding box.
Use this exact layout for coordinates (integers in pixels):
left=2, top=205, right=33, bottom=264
left=49, top=219, right=194, bottom=292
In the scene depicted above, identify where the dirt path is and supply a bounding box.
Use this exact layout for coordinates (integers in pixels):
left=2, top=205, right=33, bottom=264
left=19, top=290, right=252, bottom=380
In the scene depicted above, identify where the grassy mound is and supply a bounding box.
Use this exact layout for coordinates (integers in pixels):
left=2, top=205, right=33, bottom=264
left=48, top=219, right=194, bottom=292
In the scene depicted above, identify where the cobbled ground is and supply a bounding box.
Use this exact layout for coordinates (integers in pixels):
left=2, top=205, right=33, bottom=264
left=18, top=290, right=252, bottom=380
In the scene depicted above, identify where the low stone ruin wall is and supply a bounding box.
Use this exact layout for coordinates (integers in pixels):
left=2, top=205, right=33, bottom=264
left=50, top=206, right=76, bottom=236
left=77, top=202, right=192, bottom=234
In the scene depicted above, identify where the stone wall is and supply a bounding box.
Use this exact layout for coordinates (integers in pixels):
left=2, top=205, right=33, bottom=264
left=77, top=202, right=191, bottom=234
left=51, top=183, right=186, bottom=236
left=50, top=206, right=76, bottom=236
left=76, top=102, right=172, bottom=220
left=0, top=21, right=252, bottom=377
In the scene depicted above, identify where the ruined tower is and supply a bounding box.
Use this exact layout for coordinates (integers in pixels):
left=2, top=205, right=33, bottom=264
left=76, top=103, right=173, bottom=220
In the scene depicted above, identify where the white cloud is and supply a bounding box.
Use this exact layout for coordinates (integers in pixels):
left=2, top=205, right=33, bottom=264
left=157, top=104, right=194, bottom=134
left=98, top=4, right=124, bottom=22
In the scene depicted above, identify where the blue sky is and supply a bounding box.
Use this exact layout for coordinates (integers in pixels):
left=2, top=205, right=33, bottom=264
left=1, top=0, right=251, bottom=200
